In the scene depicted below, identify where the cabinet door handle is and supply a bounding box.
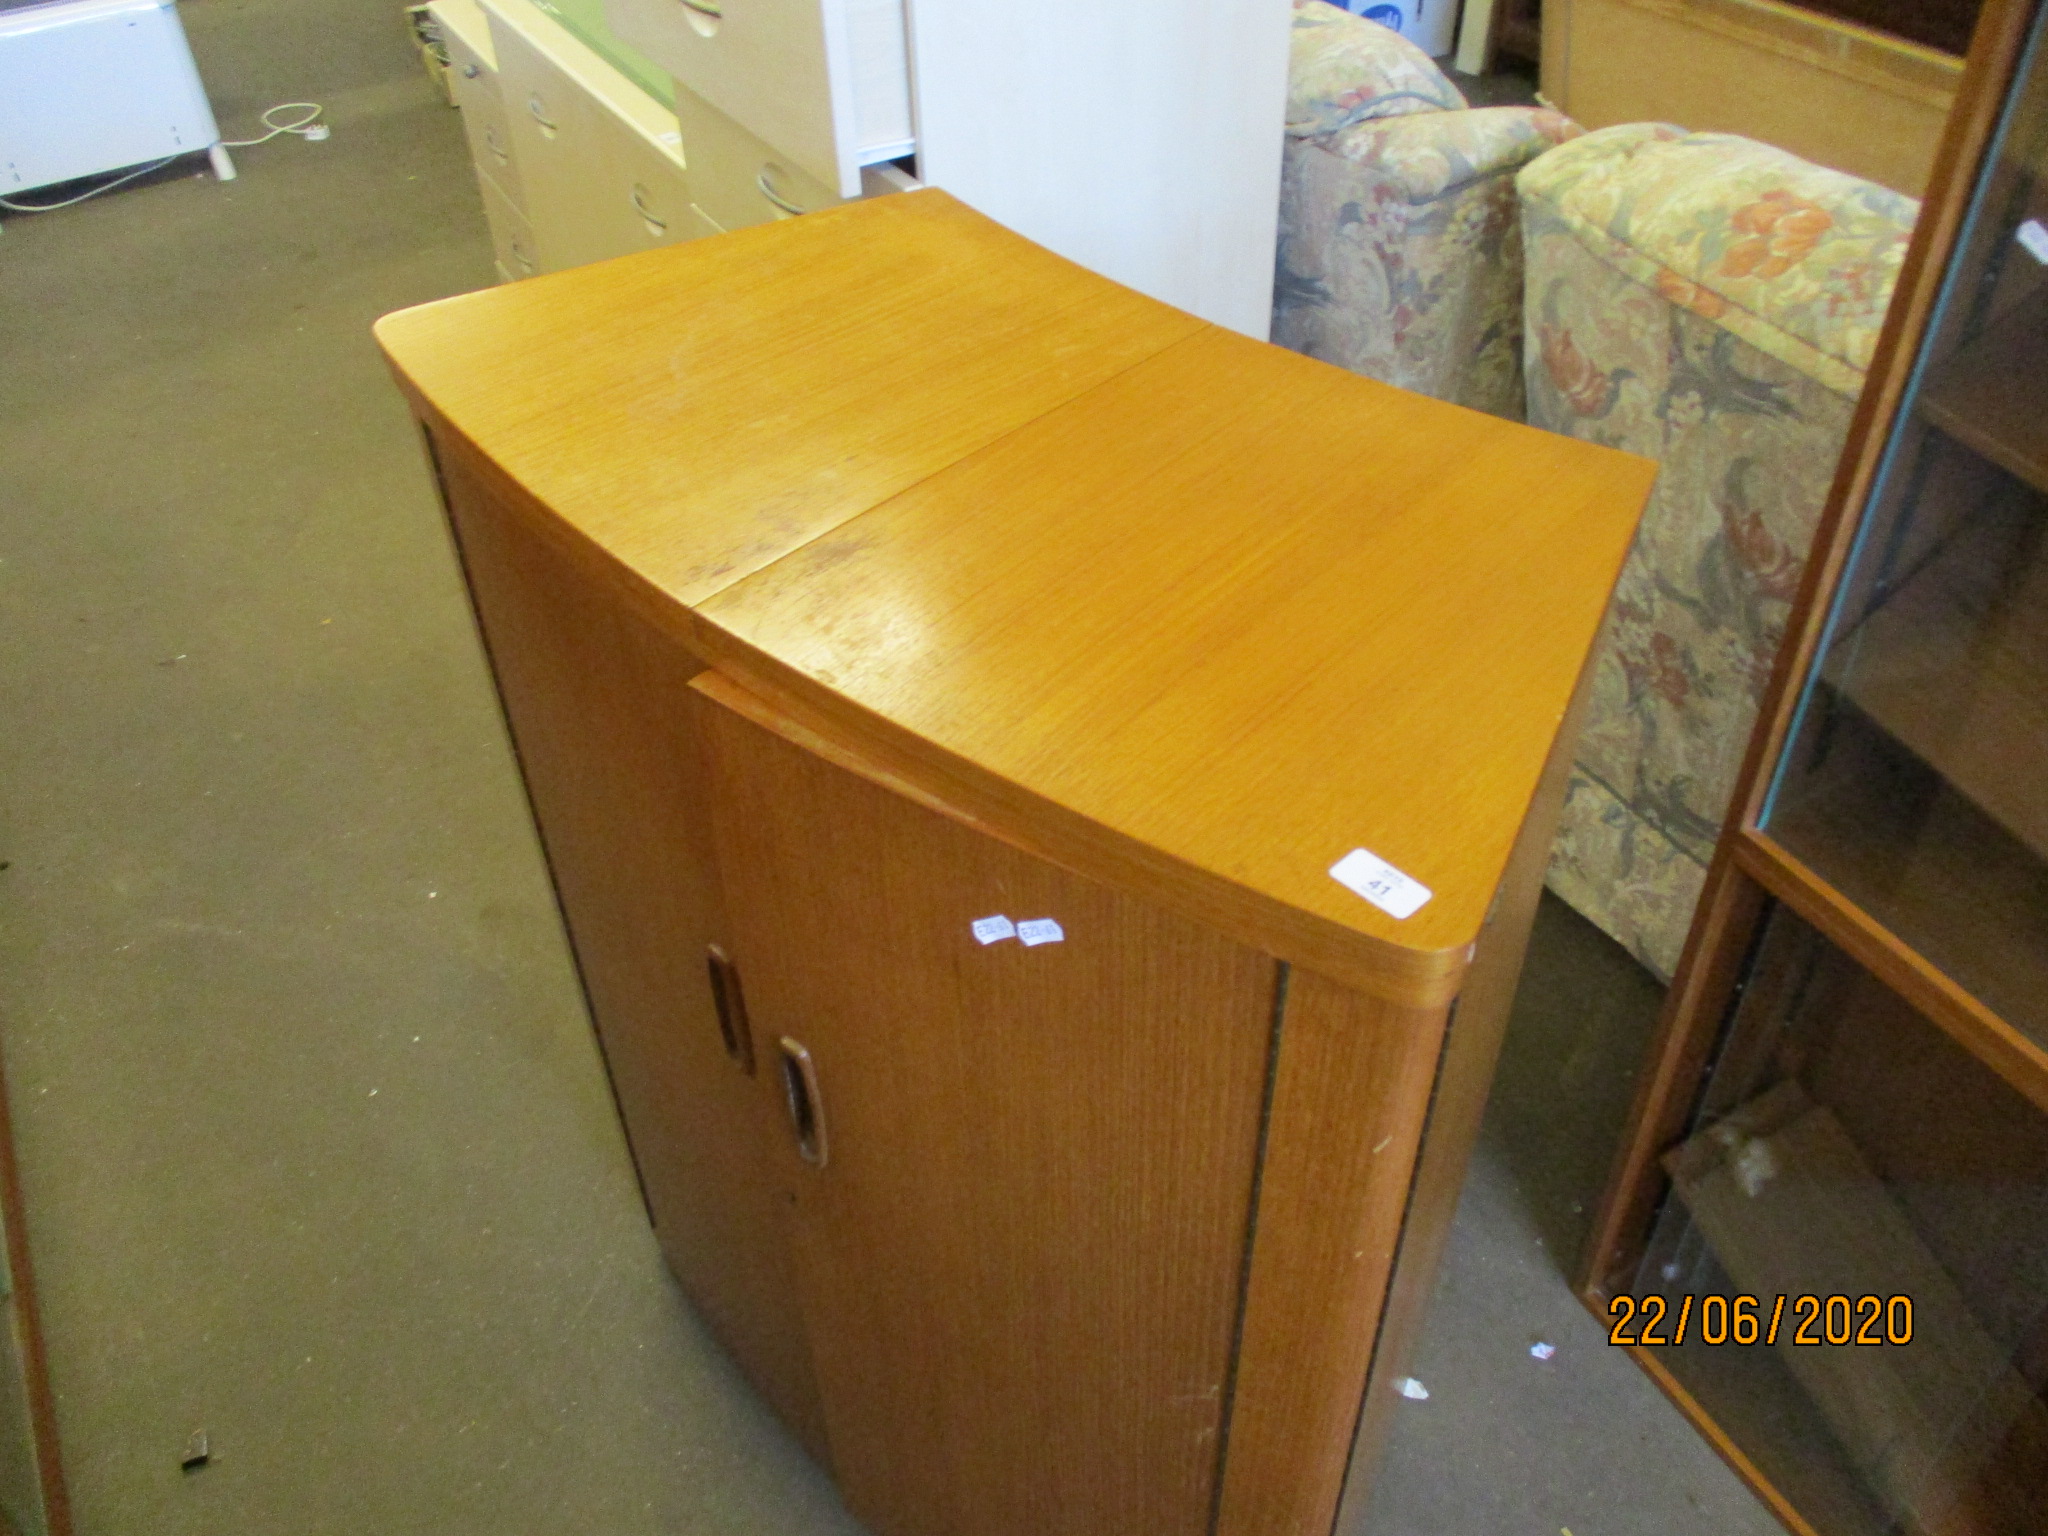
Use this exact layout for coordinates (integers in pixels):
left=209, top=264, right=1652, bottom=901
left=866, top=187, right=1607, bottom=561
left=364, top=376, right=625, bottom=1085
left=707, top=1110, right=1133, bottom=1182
left=631, top=185, right=668, bottom=232
left=677, top=0, right=722, bottom=16
left=528, top=97, right=559, bottom=135
left=777, top=1037, right=828, bottom=1169
left=705, top=945, right=755, bottom=1074
left=461, top=62, right=481, bottom=79
left=755, top=169, right=805, bottom=216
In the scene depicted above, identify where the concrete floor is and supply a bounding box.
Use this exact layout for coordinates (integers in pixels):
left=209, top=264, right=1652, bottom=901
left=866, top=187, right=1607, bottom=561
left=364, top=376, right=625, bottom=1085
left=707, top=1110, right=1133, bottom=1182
left=0, top=2, right=1784, bottom=1532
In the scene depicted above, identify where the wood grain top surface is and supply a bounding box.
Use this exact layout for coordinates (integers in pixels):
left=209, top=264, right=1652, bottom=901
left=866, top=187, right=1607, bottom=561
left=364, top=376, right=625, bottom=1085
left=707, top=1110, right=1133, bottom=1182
left=374, top=191, right=1203, bottom=605
left=378, top=191, right=1655, bottom=1003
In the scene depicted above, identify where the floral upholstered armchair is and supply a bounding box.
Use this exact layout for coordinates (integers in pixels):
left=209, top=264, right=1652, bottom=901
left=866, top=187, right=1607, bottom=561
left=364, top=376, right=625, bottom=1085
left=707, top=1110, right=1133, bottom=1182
left=1273, top=0, right=1582, bottom=418
left=1521, top=125, right=1918, bottom=977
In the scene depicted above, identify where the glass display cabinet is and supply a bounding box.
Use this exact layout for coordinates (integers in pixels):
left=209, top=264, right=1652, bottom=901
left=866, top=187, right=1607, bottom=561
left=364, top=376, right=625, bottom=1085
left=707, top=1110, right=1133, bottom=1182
left=1581, top=2, right=2048, bottom=1533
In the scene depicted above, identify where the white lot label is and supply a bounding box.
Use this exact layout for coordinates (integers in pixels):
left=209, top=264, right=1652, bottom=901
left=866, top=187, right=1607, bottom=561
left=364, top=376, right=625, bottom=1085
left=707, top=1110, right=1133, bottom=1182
left=971, top=915, right=1017, bottom=945
left=2019, top=219, right=2048, bottom=265
left=1329, top=848, right=1432, bottom=920
left=1016, top=918, right=1065, bottom=947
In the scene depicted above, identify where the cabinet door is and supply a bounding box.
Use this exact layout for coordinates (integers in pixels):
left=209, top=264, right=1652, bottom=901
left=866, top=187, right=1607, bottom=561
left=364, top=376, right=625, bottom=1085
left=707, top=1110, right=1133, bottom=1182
left=430, top=441, right=828, bottom=1458
left=693, top=677, right=1278, bottom=1536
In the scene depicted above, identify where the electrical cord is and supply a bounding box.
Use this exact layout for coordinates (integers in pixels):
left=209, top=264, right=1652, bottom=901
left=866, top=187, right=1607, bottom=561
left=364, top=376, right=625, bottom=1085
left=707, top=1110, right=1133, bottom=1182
left=0, top=101, right=326, bottom=214
left=0, top=156, right=177, bottom=213
left=221, top=102, right=328, bottom=147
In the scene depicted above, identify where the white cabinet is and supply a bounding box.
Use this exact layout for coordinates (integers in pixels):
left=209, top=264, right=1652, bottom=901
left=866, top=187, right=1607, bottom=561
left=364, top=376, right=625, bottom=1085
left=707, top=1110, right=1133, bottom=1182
left=908, top=0, right=1293, bottom=339
left=601, top=0, right=910, bottom=198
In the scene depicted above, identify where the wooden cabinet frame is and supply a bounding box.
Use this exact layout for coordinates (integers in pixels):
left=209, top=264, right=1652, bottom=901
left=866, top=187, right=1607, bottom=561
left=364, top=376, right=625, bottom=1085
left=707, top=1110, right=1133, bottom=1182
left=380, top=189, right=1654, bottom=1536
left=1578, top=4, right=2048, bottom=1531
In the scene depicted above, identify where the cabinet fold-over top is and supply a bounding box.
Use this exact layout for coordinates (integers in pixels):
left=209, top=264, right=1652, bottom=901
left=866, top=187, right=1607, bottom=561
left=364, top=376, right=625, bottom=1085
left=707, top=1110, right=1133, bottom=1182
left=377, top=190, right=1655, bottom=1007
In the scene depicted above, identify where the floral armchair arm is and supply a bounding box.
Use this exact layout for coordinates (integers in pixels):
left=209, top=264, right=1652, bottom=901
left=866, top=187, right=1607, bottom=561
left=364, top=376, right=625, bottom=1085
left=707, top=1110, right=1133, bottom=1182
left=1285, top=0, right=1465, bottom=140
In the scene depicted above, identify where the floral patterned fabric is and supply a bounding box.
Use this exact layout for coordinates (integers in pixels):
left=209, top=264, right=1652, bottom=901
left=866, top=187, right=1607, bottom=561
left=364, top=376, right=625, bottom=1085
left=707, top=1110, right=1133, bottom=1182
left=1519, top=124, right=1918, bottom=396
left=1286, top=0, right=1465, bottom=139
left=1276, top=104, right=1584, bottom=417
left=1523, top=128, right=1918, bottom=978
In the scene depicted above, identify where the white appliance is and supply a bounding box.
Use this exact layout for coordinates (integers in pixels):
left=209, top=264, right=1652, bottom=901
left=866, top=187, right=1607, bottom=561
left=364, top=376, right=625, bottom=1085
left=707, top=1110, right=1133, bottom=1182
left=1339, top=0, right=1460, bottom=58
left=0, top=0, right=231, bottom=197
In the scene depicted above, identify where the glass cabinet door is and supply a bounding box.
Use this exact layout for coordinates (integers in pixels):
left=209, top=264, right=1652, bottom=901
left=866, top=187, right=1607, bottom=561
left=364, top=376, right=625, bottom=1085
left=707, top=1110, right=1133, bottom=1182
left=1631, top=903, right=2048, bottom=1536
left=1763, top=1, right=2048, bottom=1050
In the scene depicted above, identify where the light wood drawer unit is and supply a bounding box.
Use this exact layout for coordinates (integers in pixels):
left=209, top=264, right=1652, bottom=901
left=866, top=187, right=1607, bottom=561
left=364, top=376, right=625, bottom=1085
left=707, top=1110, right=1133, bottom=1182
left=484, top=0, right=698, bottom=273
left=601, top=0, right=911, bottom=196
left=673, top=84, right=840, bottom=233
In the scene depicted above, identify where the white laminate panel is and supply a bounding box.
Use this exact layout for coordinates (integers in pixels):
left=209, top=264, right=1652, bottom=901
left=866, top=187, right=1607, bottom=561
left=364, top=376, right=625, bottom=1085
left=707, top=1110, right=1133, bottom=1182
left=907, top=0, right=1294, bottom=338
left=847, top=0, right=912, bottom=158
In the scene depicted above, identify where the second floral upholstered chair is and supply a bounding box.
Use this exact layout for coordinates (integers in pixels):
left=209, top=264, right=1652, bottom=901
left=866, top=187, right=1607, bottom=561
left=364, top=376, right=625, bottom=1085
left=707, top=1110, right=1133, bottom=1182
left=1273, top=0, right=1582, bottom=418
left=1521, top=125, right=1920, bottom=977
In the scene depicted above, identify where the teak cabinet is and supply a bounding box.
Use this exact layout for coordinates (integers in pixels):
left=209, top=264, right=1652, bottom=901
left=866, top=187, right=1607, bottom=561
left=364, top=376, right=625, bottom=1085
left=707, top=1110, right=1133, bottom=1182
left=376, top=190, right=1655, bottom=1536
left=1582, top=3, right=2048, bottom=1534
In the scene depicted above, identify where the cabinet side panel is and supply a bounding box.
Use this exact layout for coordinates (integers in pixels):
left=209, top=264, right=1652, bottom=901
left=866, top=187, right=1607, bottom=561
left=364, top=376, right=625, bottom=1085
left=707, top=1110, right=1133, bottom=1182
left=427, top=431, right=830, bottom=1459
left=1333, top=645, right=1601, bottom=1524
left=1212, top=974, right=1450, bottom=1536
left=693, top=677, right=1277, bottom=1536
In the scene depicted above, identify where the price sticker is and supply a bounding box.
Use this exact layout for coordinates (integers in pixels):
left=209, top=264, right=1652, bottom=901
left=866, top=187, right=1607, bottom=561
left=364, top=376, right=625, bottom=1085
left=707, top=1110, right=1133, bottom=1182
left=1329, top=848, right=1432, bottom=920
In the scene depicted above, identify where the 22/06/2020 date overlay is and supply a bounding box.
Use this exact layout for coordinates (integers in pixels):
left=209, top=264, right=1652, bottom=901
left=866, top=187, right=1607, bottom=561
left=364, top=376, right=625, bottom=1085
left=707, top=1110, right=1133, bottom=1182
left=1608, top=1294, right=1915, bottom=1347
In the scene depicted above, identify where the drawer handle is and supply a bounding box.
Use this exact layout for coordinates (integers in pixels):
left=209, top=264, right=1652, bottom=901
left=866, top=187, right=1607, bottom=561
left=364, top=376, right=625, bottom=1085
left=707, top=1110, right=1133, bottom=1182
left=677, top=0, right=722, bottom=14
left=631, top=184, right=668, bottom=232
left=705, top=945, right=754, bottom=1074
left=510, top=239, right=534, bottom=276
left=528, top=97, right=558, bottom=135
left=777, top=1037, right=828, bottom=1169
left=756, top=169, right=805, bottom=217
left=484, top=124, right=509, bottom=162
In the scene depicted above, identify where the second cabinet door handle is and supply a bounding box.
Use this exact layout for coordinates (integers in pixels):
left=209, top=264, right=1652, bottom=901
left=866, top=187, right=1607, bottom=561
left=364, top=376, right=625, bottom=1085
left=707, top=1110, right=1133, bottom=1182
left=705, top=945, right=755, bottom=1074
left=777, top=1037, right=828, bottom=1169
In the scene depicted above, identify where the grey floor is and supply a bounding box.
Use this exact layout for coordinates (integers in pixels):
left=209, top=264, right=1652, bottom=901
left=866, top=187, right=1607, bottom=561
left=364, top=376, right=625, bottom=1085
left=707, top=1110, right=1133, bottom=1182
left=0, top=2, right=1783, bottom=1532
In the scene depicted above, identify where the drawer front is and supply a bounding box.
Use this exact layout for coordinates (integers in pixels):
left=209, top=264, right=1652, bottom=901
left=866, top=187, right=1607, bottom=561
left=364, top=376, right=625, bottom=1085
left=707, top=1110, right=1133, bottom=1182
left=674, top=86, right=840, bottom=233
left=480, top=173, right=540, bottom=280
left=594, top=110, right=716, bottom=254
left=445, top=26, right=524, bottom=208
left=601, top=0, right=908, bottom=197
